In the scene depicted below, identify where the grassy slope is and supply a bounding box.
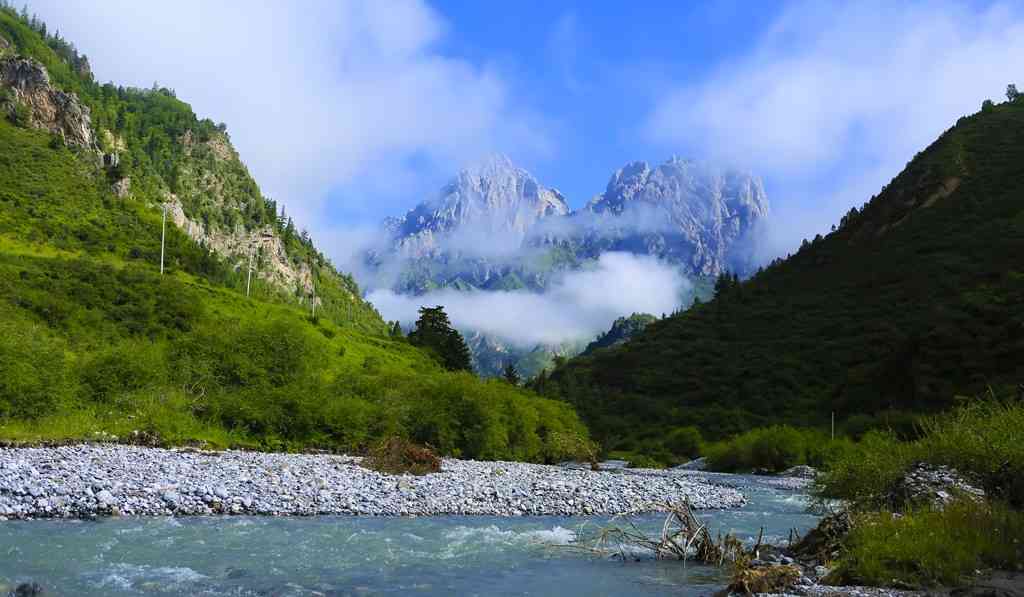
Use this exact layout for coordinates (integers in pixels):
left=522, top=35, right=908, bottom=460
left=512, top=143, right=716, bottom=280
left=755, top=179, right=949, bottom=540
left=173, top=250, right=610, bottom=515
left=0, top=8, right=385, bottom=333
left=0, top=17, right=592, bottom=461
left=540, top=99, right=1024, bottom=454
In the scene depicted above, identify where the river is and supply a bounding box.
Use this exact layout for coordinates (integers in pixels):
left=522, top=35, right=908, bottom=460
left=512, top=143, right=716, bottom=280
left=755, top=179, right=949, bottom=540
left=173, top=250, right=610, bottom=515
left=0, top=474, right=818, bottom=596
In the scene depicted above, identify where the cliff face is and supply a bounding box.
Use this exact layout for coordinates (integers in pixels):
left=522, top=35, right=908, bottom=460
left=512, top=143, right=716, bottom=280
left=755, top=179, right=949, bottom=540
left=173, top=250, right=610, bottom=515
left=0, top=56, right=96, bottom=149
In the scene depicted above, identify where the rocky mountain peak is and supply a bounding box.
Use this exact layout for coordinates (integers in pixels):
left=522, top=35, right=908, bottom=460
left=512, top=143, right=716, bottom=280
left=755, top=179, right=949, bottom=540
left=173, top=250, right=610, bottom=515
left=387, top=154, right=569, bottom=257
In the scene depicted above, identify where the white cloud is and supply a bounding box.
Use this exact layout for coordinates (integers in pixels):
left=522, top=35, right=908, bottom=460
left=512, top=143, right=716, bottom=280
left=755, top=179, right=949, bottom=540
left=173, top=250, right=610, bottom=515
left=27, top=0, right=550, bottom=233
left=367, top=252, right=688, bottom=346
left=646, top=0, right=1024, bottom=252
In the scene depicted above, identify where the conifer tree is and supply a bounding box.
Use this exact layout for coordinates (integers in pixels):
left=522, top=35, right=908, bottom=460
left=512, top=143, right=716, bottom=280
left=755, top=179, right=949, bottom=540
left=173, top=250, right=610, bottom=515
left=502, top=362, right=520, bottom=385
left=407, top=306, right=472, bottom=372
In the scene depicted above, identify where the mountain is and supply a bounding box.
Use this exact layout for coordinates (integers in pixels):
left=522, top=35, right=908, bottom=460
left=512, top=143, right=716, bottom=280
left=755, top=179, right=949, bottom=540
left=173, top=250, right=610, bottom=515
left=367, top=155, right=767, bottom=377
left=552, top=158, right=769, bottom=276
left=536, top=96, right=1024, bottom=460
left=0, top=8, right=589, bottom=462
left=386, top=154, right=569, bottom=260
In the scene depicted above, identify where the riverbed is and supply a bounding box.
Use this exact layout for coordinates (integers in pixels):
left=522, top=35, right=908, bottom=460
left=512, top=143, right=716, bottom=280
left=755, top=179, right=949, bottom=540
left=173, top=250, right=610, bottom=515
left=0, top=472, right=818, bottom=596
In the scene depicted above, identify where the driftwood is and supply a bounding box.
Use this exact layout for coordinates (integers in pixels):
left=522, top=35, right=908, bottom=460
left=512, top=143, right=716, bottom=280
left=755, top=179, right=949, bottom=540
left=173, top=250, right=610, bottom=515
left=557, top=499, right=762, bottom=567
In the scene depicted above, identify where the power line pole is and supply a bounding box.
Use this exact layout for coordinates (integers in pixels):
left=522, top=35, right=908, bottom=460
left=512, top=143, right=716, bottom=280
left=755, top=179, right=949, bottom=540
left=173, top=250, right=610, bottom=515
left=160, top=203, right=167, bottom=275
left=245, top=244, right=255, bottom=297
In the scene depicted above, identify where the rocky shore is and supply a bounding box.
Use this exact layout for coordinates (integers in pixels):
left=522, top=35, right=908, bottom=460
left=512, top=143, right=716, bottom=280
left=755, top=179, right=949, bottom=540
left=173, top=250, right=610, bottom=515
left=0, top=445, right=746, bottom=520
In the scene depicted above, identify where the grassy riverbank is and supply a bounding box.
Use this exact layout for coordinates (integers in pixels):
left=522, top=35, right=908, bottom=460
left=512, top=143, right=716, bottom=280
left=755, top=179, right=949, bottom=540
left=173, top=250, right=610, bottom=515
left=816, top=396, right=1024, bottom=588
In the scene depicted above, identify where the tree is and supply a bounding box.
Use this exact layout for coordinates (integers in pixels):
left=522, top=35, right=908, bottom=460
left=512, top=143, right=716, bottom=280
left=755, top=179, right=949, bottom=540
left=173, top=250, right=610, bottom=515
left=1008, top=84, right=1021, bottom=103
left=407, top=306, right=473, bottom=372
left=389, top=321, right=403, bottom=338
left=502, top=362, right=520, bottom=385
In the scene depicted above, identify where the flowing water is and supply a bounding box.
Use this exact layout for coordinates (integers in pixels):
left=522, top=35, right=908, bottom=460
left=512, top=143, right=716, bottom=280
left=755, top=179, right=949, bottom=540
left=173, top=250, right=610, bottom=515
left=0, top=475, right=818, bottom=596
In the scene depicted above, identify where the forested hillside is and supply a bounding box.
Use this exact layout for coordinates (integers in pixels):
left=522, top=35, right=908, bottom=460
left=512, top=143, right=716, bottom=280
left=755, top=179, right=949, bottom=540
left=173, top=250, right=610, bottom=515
left=538, top=95, right=1024, bottom=458
left=0, top=5, right=590, bottom=462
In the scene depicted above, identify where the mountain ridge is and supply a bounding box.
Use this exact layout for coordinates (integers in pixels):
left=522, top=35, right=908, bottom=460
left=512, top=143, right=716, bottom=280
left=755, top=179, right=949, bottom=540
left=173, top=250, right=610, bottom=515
left=535, top=95, right=1024, bottom=459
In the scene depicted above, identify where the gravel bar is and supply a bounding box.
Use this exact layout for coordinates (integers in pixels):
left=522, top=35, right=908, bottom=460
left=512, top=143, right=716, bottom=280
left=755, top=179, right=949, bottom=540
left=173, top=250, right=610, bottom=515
left=0, top=445, right=746, bottom=519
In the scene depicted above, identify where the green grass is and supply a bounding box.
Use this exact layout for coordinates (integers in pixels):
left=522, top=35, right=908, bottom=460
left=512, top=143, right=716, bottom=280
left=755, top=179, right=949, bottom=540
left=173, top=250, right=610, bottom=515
left=816, top=396, right=1024, bottom=509
left=0, top=249, right=592, bottom=460
left=835, top=501, right=1024, bottom=588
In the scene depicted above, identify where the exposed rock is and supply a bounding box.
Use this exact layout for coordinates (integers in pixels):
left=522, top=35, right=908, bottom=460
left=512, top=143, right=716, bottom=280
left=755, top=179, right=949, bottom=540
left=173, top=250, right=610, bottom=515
left=791, top=510, right=853, bottom=564
left=583, top=313, right=657, bottom=355
left=163, top=194, right=317, bottom=297
left=10, top=583, right=44, bottom=597
left=111, top=177, right=131, bottom=198
left=576, top=157, right=769, bottom=276
left=0, top=56, right=96, bottom=149
left=780, top=465, right=818, bottom=479
left=388, top=153, right=570, bottom=260
left=888, top=462, right=985, bottom=510
left=0, top=34, right=10, bottom=53
left=674, top=457, right=708, bottom=471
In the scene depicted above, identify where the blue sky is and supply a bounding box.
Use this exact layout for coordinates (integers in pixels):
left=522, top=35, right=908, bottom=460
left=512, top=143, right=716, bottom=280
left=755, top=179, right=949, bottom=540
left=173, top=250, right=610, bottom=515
left=27, top=0, right=1024, bottom=264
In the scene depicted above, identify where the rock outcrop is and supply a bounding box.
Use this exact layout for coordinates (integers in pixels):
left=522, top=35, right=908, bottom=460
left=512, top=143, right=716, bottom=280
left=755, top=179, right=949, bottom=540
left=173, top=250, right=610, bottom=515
left=164, top=194, right=317, bottom=298
left=0, top=56, right=96, bottom=149
left=887, top=462, right=985, bottom=509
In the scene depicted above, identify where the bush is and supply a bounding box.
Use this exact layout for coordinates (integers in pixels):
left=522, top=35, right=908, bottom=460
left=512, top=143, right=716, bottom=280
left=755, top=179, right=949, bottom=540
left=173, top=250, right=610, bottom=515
left=79, top=341, right=166, bottom=403
left=665, top=426, right=703, bottom=459
left=0, top=317, right=68, bottom=418
left=705, top=425, right=845, bottom=473
left=362, top=437, right=441, bottom=475
left=835, top=500, right=1024, bottom=588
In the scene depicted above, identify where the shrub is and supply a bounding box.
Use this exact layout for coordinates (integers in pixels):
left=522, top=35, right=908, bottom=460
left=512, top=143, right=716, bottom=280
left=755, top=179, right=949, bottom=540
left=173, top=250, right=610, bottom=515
left=79, top=341, right=166, bottom=403
left=362, top=437, right=441, bottom=476
left=665, top=426, right=703, bottom=459
left=0, top=317, right=68, bottom=418
left=705, top=425, right=839, bottom=473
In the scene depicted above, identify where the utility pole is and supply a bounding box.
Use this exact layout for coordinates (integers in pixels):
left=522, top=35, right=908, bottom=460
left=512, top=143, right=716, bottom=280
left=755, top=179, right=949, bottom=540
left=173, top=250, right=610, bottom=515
left=160, top=203, right=167, bottom=275
left=245, top=244, right=255, bottom=297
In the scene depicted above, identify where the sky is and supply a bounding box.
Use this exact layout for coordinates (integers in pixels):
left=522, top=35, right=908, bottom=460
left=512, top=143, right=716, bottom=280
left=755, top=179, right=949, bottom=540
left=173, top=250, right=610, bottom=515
left=25, top=0, right=1024, bottom=272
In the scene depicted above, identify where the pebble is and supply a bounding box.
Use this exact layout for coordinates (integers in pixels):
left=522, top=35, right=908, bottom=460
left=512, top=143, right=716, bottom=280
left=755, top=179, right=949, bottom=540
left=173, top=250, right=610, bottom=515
left=0, top=445, right=746, bottom=519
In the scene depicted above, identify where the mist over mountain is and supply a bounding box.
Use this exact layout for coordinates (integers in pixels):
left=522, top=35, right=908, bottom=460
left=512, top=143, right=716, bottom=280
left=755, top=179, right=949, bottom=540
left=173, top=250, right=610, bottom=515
left=357, top=154, right=769, bottom=376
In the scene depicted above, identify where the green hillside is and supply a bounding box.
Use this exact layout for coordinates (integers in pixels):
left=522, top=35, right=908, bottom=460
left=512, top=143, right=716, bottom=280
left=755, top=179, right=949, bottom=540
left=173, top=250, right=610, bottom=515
left=0, top=7, right=590, bottom=461
left=538, top=96, right=1024, bottom=457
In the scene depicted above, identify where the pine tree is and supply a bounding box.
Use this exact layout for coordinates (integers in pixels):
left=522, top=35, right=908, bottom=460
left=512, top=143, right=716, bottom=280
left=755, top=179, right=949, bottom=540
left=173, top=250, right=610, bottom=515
left=389, top=321, right=403, bottom=338
left=502, top=362, right=520, bottom=385
left=407, top=306, right=473, bottom=372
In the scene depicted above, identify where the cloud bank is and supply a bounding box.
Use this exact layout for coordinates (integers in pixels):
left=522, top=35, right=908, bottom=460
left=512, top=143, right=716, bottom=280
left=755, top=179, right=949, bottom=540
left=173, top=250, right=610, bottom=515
left=368, top=252, right=688, bottom=347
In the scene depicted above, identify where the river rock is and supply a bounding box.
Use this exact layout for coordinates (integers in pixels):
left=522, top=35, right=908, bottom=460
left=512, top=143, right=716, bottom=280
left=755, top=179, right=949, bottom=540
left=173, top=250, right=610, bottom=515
left=0, top=444, right=746, bottom=519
